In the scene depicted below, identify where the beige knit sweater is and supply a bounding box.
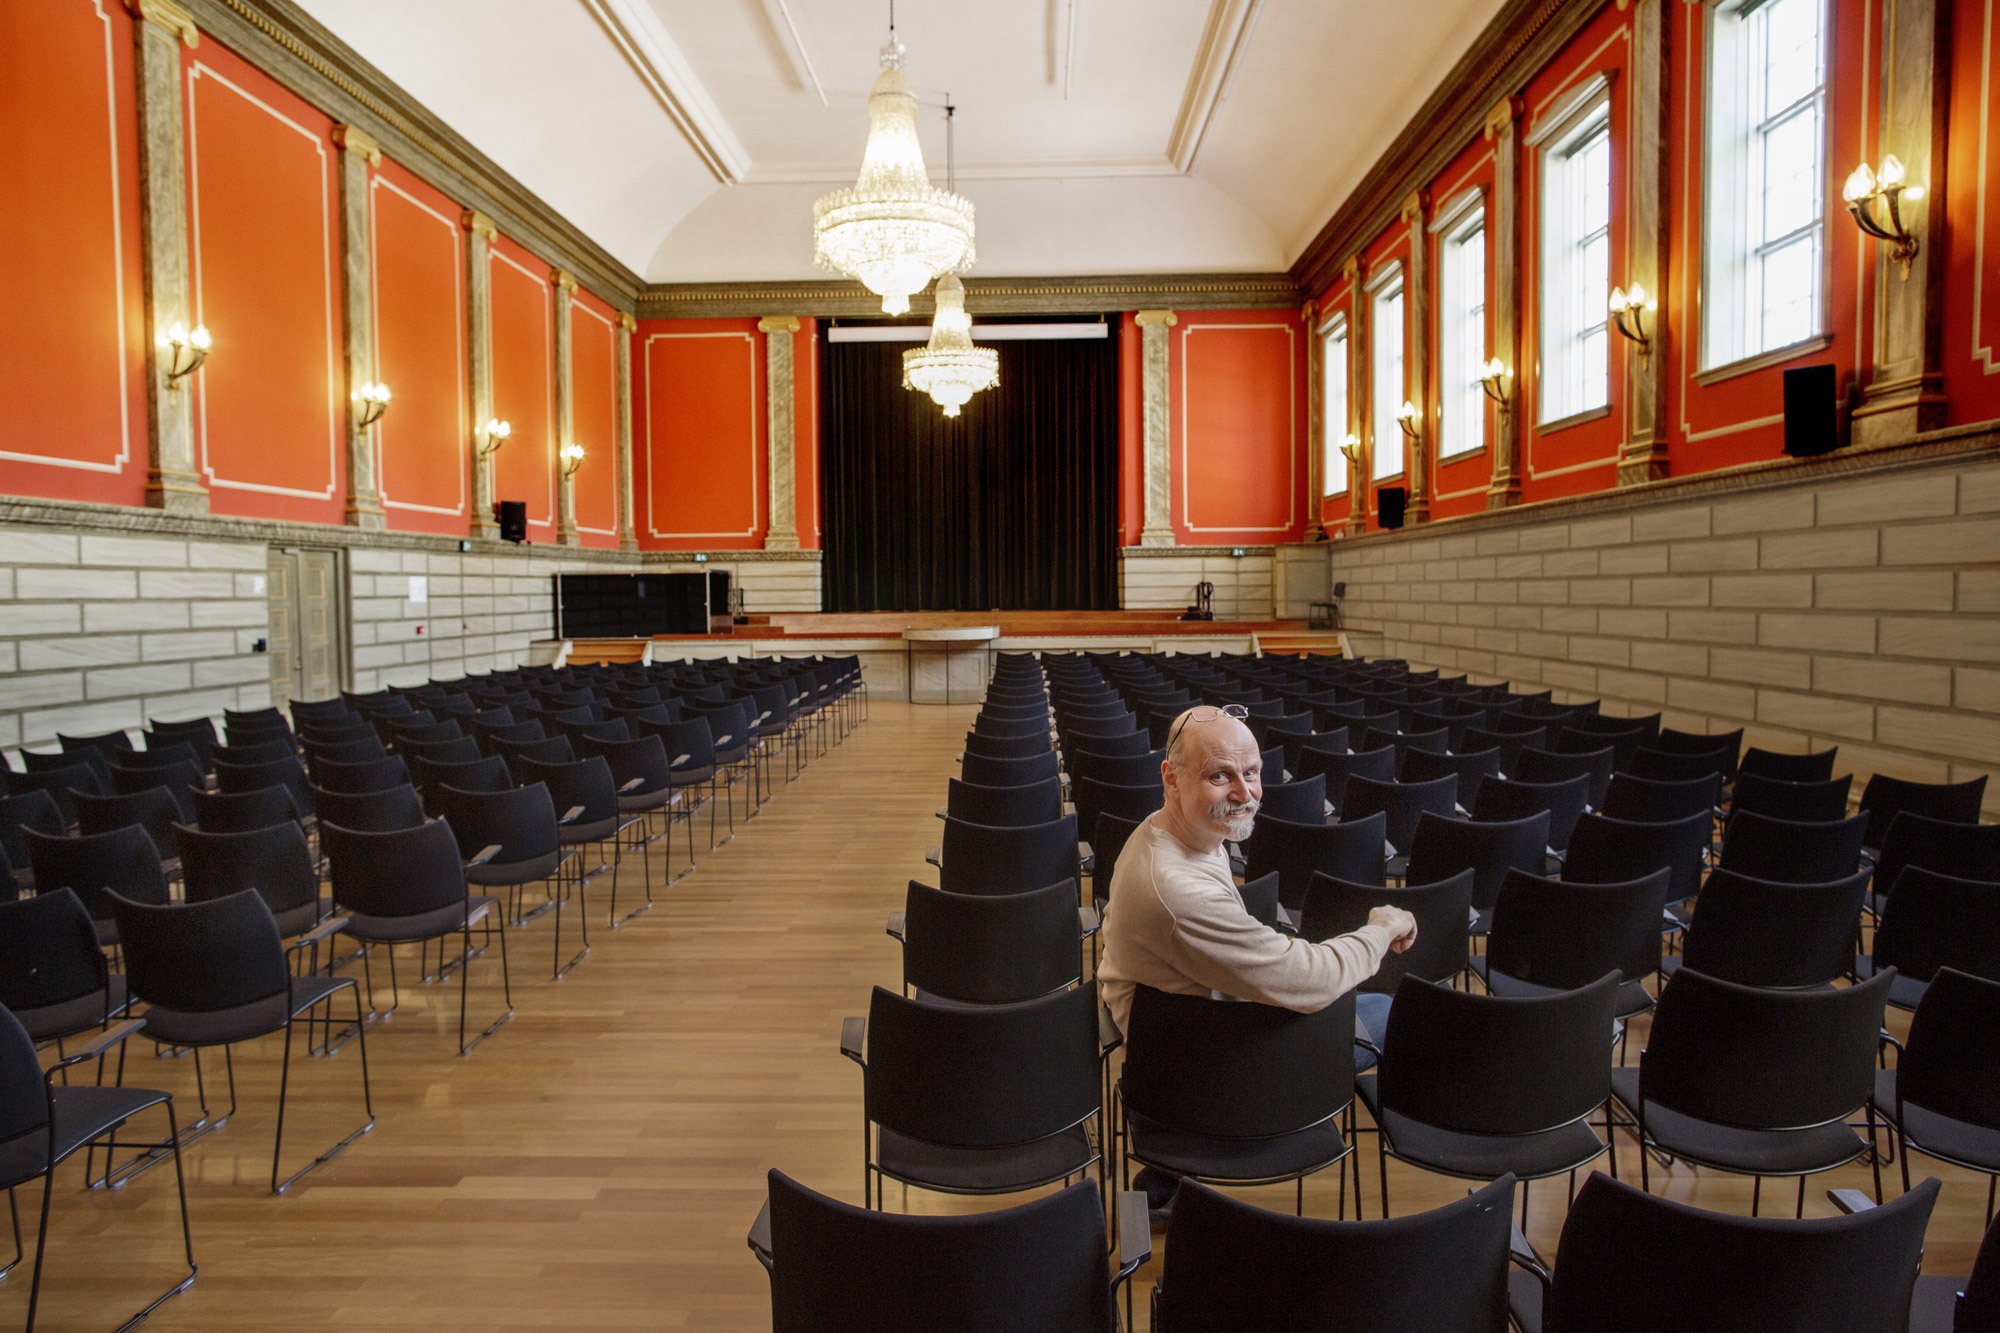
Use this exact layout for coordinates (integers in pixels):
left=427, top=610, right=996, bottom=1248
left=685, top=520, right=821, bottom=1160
left=1098, top=815, right=1397, bottom=1036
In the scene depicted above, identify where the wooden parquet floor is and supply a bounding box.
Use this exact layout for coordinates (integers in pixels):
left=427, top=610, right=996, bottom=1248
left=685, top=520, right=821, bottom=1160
left=20, top=699, right=1994, bottom=1331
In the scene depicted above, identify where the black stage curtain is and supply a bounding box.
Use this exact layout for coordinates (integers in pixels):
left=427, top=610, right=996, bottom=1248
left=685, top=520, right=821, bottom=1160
left=821, top=328, right=1119, bottom=611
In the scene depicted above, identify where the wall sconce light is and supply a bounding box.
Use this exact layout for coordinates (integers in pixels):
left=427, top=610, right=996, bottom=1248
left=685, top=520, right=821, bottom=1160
left=1477, top=358, right=1511, bottom=405
left=1394, top=400, right=1421, bottom=439
left=1843, top=155, right=1924, bottom=278
left=477, top=418, right=511, bottom=459
left=159, top=321, right=211, bottom=392
left=1608, top=284, right=1656, bottom=357
left=559, top=442, right=585, bottom=478
left=1338, top=433, right=1362, bottom=470
left=355, top=381, right=392, bottom=429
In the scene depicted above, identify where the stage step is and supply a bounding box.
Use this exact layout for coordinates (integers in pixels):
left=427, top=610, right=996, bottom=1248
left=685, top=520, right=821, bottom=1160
left=1255, top=632, right=1350, bottom=658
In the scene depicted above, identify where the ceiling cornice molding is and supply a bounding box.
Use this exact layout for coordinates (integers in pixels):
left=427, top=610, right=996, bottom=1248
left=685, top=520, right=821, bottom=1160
left=636, top=273, right=1302, bottom=320
left=190, top=0, right=644, bottom=305
left=1167, top=0, right=1263, bottom=173
left=580, top=0, right=752, bottom=184
left=1288, top=0, right=1606, bottom=297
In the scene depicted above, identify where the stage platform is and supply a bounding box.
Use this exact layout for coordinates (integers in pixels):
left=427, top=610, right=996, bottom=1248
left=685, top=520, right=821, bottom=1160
left=532, top=610, right=1349, bottom=702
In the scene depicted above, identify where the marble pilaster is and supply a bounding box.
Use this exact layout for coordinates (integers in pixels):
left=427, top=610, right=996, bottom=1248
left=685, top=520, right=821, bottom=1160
left=1401, top=192, right=1431, bottom=524
left=1484, top=97, right=1525, bottom=511
left=464, top=210, right=498, bottom=538
left=616, top=312, right=638, bottom=552
left=759, top=316, right=801, bottom=551
left=334, top=125, right=386, bottom=529
left=1617, top=0, right=1671, bottom=486
left=1136, top=310, right=1178, bottom=547
left=553, top=269, right=579, bottom=547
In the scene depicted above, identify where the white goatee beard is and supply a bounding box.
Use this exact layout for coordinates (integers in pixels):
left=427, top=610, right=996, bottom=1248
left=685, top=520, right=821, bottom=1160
left=1211, top=800, right=1258, bottom=841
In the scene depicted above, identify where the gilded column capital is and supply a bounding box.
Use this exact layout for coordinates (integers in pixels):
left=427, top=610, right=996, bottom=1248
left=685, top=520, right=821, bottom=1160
left=462, top=209, right=498, bottom=241
left=1134, top=309, right=1178, bottom=328
left=552, top=268, right=578, bottom=294
left=618, top=312, right=637, bottom=333
left=1401, top=190, right=1429, bottom=226
left=1342, top=254, right=1363, bottom=287
left=332, top=124, right=382, bottom=166
left=1483, top=95, right=1523, bottom=141
left=757, top=316, right=801, bottom=334
left=126, top=0, right=198, bottom=46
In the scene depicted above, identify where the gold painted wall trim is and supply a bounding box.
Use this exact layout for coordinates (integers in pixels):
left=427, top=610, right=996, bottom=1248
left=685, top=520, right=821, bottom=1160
left=638, top=274, right=1301, bottom=320
left=127, top=0, right=200, bottom=45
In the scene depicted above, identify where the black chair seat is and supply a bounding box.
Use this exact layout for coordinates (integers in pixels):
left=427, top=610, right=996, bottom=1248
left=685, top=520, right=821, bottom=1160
left=1124, top=1107, right=1349, bottom=1186
left=15, top=974, right=130, bottom=1044
left=1358, top=1079, right=1606, bottom=1181
left=340, top=895, right=498, bottom=945
left=618, top=787, right=681, bottom=815
left=1609, top=1068, right=1866, bottom=1175
left=272, top=896, right=336, bottom=939
left=667, top=764, right=717, bottom=786
left=137, top=974, right=352, bottom=1047
left=1874, top=1069, right=2000, bottom=1173
left=466, top=851, right=564, bottom=887
left=559, top=816, right=622, bottom=844
left=1852, top=955, right=1931, bottom=1010
left=0, top=1083, right=174, bottom=1190
left=874, top=1123, right=1094, bottom=1195
left=1470, top=959, right=1654, bottom=1020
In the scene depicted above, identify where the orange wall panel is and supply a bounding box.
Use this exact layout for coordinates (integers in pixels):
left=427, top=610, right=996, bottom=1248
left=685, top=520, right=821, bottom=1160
left=1170, top=311, right=1307, bottom=544
left=1943, top=0, right=2000, bottom=427
left=569, top=287, right=621, bottom=548
left=0, top=0, right=145, bottom=506
left=488, top=235, right=554, bottom=539
left=184, top=41, right=343, bottom=523
left=370, top=156, right=467, bottom=535
left=635, top=318, right=763, bottom=551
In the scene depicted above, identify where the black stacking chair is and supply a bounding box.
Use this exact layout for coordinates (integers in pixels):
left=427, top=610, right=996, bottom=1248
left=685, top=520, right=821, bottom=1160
left=1601, top=771, right=1723, bottom=824
left=212, top=755, right=311, bottom=820
left=1653, top=726, right=1743, bottom=779
left=1731, top=771, right=1854, bottom=824
left=1739, top=746, right=1839, bottom=783
left=1464, top=725, right=1548, bottom=778
left=889, top=880, right=1089, bottom=1007
left=320, top=820, right=512, bottom=1055
left=1719, top=810, right=1869, bottom=883
left=22, top=747, right=110, bottom=788
left=1299, top=869, right=1474, bottom=996
left=1659, top=866, right=1869, bottom=990
left=23, top=825, right=169, bottom=947
left=108, top=889, right=366, bottom=1193
left=1612, top=966, right=1894, bottom=1214
left=1359, top=726, right=1450, bottom=766
left=1861, top=773, right=1989, bottom=856
left=190, top=784, right=300, bottom=834
left=1515, top=746, right=1614, bottom=811
left=0, top=1001, right=193, bottom=1331
left=1401, top=746, right=1499, bottom=812
left=1091, top=811, right=1144, bottom=916
left=1564, top=810, right=1711, bottom=927
left=1508, top=1170, right=1937, bottom=1333
left=212, top=739, right=297, bottom=767
left=1072, top=777, right=1163, bottom=852
left=628, top=718, right=720, bottom=854
left=1873, top=966, right=2000, bottom=1221
left=309, top=783, right=427, bottom=832
left=3, top=764, right=103, bottom=828
left=974, top=714, right=1050, bottom=740
left=1066, top=749, right=1167, bottom=789
left=309, top=754, right=410, bottom=795
left=57, top=729, right=133, bottom=761
left=934, top=811, right=1082, bottom=897
left=1625, top=746, right=1733, bottom=786
left=1296, top=746, right=1397, bottom=815
left=397, top=735, right=483, bottom=767
left=513, top=755, right=641, bottom=928
left=1359, top=972, right=1619, bottom=1222
left=748, top=1169, right=1146, bottom=1333
left=1855, top=867, right=2000, bottom=1011
left=1340, top=774, right=1457, bottom=864
left=1473, top=774, right=1592, bottom=856
left=0, top=792, right=63, bottom=896
left=435, top=782, right=583, bottom=981
left=963, top=733, right=1053, bottom=763
left=0, top=890, right=130, bottom=1046
left=490, top=734, right=575, bottom=771
left=961, top=750, right=1060, bottom=787
left=1405, top=810, right=1549, bottom=932
left=1872, top=813, right=2000, bottom=916
left=107, top=761, right=200, bottom=825
left=1242, top=812, right=1389, bottom=916
left=1152, top=1175, right=1516, bottom=1333
left=941, top=776, right=1063, bottom=828
left=1256, top=774, right=1327, bottom=825
left=177, top=822, right=334, bottom=941
left=148, top=716, right=219, bottom=770
left=1471, top=868, right=1664, bottom=1026
left=1117, top=985, right=1357, bottom=1216
left=116, top=741, right=202, bottom=774
left=73, top=786, right=185, bottom=867
left=843, top=983, right=1104, bottom=1207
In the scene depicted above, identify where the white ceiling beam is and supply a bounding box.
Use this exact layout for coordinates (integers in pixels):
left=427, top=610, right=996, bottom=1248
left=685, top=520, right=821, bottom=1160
left=761, top=0, right=828, bottom=107
left=1165, top=0, right=1261, bottom=174
left=581, top=0, right=752, bottom=183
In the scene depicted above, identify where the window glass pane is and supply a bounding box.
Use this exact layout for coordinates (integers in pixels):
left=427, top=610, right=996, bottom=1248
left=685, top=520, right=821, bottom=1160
left=1763, top=0, right=1821, bottom=114
left=1761, top=108, right=1819, bottom=239
left=1540, top=106, right=1612, bottom=423
left=1322, top=327, right=1347, bottom=494
left=1761, top=234, right=1817, bottom=347
left=1578, top=131, right=1611, bottom=234
left=1373, top=285, right=1404, bottom=480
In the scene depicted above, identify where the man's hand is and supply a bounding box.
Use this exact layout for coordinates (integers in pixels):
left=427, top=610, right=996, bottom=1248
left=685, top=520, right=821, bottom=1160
left=1368, top=905, right=1419, bottom=954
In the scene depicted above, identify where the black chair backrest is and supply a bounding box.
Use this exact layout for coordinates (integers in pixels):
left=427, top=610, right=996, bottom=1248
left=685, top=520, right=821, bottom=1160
left=973, top=714, right=1050, bottom=741
left=177, top=820, right=321, bottom=916
left=1237, top=869, right=1282, bottom=928
left=1299, top=868, right=1474, bottom=993
left=962, top=732, right=1053, bottom=762
left=4, top=763, right=105, bottom=825
left=1241, top=811, right=1388, bottom=911
left=960, top=750, right=1061, bottom=787
left=0, top=889, right=110, bottom=1015
left=643, top=718, right=718, bottom=773
left=1679, top=867, right=1870, bottom=988
left=24, top=747, right=111, bottom=785
left=107, top=761, right=200, bottom=823
left=939, top=814, right=1080, bottom=897
left=1485, top=868, right=1666, bottom=989
left=1871, top=867, right=2000, bottom=985
left=322, top=819, right=471, bottom=919
left=213, top=738, right=297, bottom=766
left=119, top=741, right=201, bottom=771
left=1964, top=1208, right=2000, bottom=1333
left=1872, top=811, right=2000, bottom=905
left=1718, top=809, right=1869, bottom=884
left=1730, top=771, right=1853, bottom=824
left=1255, top=774, right=1326, bottom=825
left=1624, top=746, right=1731, bottom=786
left=435, top=782, right=560, bottom=864
left=1516, top=745, right=1614, bottom=810
left=1405, top=810, right=1549, bottom=914
left=310, top=782, right=428, bottom=832
left=1378, top=972, right=1619, bottom=1137
left=493, top=734, right=576, bottom=768
left=1065, top=748, right=1167, bottom=788
left=192, top=783, right=300, bottom=833
left=1542, top=1170, right=1938, bottom=1333
left=1339, top=774, right=1458, bottom=854
left=212, top=754, right=310, bottom=817
left=944, top=776, right=1064, bottom=828
left=1859, top=772, right=1988, bottom=852
left=1898, top=966, right=2000, bottom=1133
left=901, top=880, right=1082, bottom=1004
left=1738, top=745, right=1838, bottom=783
left=1601, top=771, right=1722, bottom=824
left=310, top=754, right=411, bottom=795
left=763, top=1170, right=1114, bottom=1333
left=1471, top=775, right=1591, bottom=853
left=863, top=982, right=1099, bottom=1149
left=1123, top=984, right=1354, bottom=1139
left=0, top=1002, right=54, bottom=1141
left=1641, top=966, right=1893, bottom=1130
left=110, top=887, right=289, bottom=1014
left=408, top=754, right=512, bottom=801
left=1295, top=746, right=1397, bottom=813
left=398, top=735, right=484, bottom=766
left=300, top=735, right=389, bottom=767
left=1091, top=811, right=1144, bottom=909
left=1072, top=776, right=1163, bottom=837
left=0, top=790, right=65, bottom=872
left=72, top=786, right=183, bottom=861
left=23, top=825, right=169, bottom=922
left=513, top=756, right=619, bottom=827
left=1463, top=725, right=1548, bottom=777
left=1060, top=728, right=1150, bottom=759
left=1401, top=746, right=1499, bottom=811
left=1565, top=809, right=1710, bottom=906
left=1154, top=1175, right=1515, bottom=1333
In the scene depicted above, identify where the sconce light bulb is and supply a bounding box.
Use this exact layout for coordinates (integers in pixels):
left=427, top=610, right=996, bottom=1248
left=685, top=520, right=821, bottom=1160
left=1877, top=154, right=1906, bottom=189
left=1904, top=185, right=1925, bottom=202
left=1396, top=400, right=1418, bottom=422
left=190, top=325, right=212, bottom=351
left=1843, top=162, right=1877, bottom=203
left=1608, top=286, right=1629, bottom=315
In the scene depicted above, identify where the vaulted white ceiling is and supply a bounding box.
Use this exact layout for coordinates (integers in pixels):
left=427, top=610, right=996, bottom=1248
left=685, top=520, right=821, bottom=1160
left=296, top=0, right=1506, bottom=283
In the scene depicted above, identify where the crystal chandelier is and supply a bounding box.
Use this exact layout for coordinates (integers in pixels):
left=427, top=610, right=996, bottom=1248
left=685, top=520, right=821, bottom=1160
left=903, top=273, right=997, bottom=417
left=812, top=34, right=975, bottom=315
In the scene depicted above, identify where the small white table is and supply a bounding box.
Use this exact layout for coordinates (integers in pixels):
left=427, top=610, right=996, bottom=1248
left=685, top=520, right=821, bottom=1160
left=903, top=626, right=1000, bottom=705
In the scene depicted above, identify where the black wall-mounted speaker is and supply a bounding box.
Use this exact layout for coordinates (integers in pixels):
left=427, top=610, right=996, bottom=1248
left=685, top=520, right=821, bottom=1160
left=1377, top=486, right=1408, bottom=530
left=497, top=500, right=528, bottom=543
left=1782, top=364, right=1841, bottom=458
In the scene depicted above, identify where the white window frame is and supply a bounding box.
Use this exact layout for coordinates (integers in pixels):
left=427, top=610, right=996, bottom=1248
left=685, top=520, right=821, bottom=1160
left=1432, top=188, right=1489, bottom=462
left=1368, top=264, right=1407, bottom=482
left=1530, top=77, right=1614, bottom=429
left=1700, top=0, right=1829, bottom=375
left=1319, top=313, right=1350, bottom=496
